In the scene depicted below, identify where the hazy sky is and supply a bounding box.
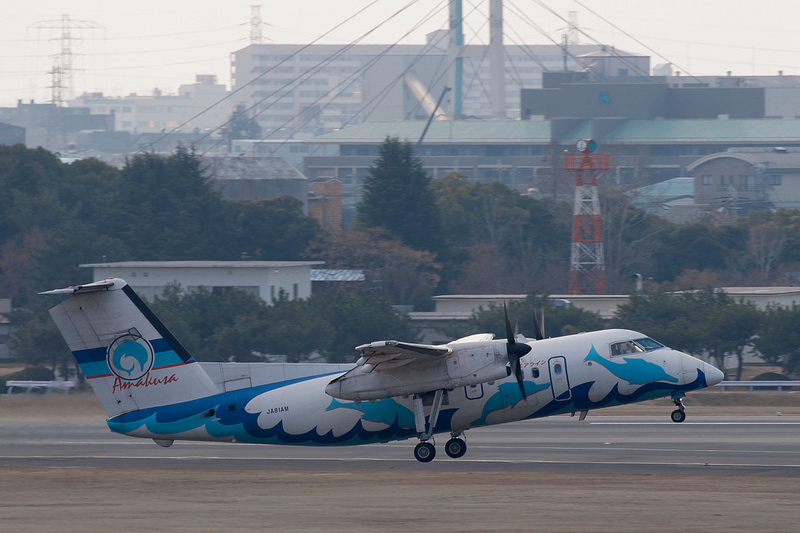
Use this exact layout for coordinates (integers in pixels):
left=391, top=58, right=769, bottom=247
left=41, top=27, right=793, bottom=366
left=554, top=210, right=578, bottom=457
left=2, top=0, right=800, bottom=107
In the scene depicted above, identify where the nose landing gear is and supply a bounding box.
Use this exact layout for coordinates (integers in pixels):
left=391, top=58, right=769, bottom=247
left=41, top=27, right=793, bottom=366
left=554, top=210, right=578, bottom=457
left=670, top=395, right=686, bottom=423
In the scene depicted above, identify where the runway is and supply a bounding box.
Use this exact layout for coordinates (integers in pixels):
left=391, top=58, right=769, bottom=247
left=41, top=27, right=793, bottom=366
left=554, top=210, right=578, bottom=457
left=3, top=409, right=800, bottom=532
left=3, top=414, right=799, bottom=475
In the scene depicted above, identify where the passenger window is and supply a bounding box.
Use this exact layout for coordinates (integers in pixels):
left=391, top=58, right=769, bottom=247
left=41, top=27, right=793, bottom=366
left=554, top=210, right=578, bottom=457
left=554, top=363, right=562, bottom=375
left=532, top=367, right=540, bottom=379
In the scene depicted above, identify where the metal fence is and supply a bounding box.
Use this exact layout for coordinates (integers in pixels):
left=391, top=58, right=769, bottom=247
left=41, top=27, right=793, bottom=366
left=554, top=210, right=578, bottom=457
left=716, top=381, right=798, bottom=392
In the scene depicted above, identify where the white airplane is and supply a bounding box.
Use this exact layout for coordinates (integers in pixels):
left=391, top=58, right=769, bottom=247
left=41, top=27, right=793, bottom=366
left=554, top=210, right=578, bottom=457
left=43, top=278, right=724, bottom=462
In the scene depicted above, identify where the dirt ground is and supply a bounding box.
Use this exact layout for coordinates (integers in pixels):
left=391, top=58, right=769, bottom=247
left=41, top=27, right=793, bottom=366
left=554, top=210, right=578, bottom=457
left=2, top=393, right=800, bottom=531
left=2, top=467, right=799, bottom=532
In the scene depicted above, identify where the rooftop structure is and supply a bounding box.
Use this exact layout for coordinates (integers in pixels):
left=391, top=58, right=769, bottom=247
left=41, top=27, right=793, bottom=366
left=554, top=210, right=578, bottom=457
left=81, top=261, right=324, bottom=303
left=201, top=155, right=309, bottom=210
left=688, top=148, right=800, bottom=213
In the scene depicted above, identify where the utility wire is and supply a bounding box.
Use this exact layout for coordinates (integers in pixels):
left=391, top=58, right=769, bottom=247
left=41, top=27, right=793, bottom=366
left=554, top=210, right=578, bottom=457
left=569, top=0, right=702, bottom=81
left=505, top=1, right=582, bottom=68
left=140, top=0, right=385, bottom=152
left=194, top=0, right=431, bottom=154
left=236, top=1, right=452, bottom=153
left=352, top=0, right=487, bottom=126
left=514, top=0, right=653, bottom=82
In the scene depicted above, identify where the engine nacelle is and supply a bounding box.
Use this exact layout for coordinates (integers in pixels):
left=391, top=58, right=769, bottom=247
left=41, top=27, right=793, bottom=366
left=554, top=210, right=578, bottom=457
left=325, top=340, right=511, bottom=401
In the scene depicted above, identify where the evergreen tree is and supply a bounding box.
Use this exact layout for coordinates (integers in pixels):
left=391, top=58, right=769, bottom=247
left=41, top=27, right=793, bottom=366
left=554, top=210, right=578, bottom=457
left=614, top=287, right=759, bottom=379
left=356, top=137, right=442, bottom=252
left=112, top=146, right=233, bottom=260
left=228, top=196, right=320, bottom=260
left=754, top=303, right=800, bottom=377
left=430, top=173, right=572, bottom=294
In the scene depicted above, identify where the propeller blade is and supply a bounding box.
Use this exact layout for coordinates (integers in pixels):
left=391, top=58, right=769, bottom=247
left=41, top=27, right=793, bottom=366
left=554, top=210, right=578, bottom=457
left=509, top=353, right=524, bottom=398
left=504, top=301, right=514, bottom=345
left=532, top=308, right=544, bottom=341
left=542, top=306, right=544, bottom=338
left=504, top=301, right=531, bottom=400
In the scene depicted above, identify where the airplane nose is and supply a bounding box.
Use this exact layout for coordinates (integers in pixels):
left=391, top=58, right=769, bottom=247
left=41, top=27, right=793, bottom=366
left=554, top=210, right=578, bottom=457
left=704, top=363, right=725, bottom=387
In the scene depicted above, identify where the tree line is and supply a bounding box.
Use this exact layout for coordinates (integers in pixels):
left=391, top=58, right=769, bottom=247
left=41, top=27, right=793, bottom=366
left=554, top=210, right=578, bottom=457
left=355, top=138, right=800, bottom=301
left=0, top=144, right=320, bottom=308
left=4, top=140, right=800, bottom=308
left=3, top=139, right=800, bottom=377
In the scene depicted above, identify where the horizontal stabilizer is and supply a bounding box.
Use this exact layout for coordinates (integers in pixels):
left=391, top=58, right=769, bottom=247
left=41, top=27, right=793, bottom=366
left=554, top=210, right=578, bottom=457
left=40, top=279, right=117, bottom=296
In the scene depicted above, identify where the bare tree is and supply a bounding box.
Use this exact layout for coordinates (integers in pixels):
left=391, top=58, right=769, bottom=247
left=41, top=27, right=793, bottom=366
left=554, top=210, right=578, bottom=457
left=747, top=221, right=786, bottom=282
left=600, top=189, right=667, bottom=293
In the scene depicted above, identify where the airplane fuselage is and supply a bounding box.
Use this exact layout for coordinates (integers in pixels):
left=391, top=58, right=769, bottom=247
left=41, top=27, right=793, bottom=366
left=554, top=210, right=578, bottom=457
left=106, top=329, right=720, bottom=447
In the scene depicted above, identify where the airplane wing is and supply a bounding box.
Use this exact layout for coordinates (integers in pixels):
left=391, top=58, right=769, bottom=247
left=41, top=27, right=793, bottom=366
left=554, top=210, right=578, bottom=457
left=353, top=340, right=452, bottom=372
left=327, top=335, right=509, bottom=401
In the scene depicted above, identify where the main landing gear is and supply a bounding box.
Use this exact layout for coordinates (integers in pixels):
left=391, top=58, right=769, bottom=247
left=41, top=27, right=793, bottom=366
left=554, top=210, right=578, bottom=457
left=412, top=390, right=468, bottom=462
left=413, top=434, right=468, bottom=462
left=414, top=441, right=436, bottom=462
left=670, top=394, right=686, bottom=423
left=444, top=435, right=467, bottom=458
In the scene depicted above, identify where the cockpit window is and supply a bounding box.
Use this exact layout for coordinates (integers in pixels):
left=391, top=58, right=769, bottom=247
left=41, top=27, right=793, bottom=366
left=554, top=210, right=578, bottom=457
left=633, top=337, right=665, bottom=352
left=610, top=338, right=665, bottom=356
left=610, top=341, right=645, bottom=356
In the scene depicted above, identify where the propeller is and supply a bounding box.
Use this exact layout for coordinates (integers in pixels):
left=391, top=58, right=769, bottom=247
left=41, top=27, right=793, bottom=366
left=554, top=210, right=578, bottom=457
left=504, top=302, right=532, bottom=401
left=532, top=307, right=545, bottom=341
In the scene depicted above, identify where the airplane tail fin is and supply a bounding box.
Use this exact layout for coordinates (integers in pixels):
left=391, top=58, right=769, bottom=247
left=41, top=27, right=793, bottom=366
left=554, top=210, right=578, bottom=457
left=43, top=279, right=219, bottom=417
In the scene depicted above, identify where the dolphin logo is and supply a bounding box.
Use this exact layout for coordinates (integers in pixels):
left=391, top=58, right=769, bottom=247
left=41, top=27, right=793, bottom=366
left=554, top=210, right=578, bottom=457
left=107, top=334, right=154, bottom=381
left=584, top=345, right=678, bottom=384
left=471, top=380, right=551, bottom=426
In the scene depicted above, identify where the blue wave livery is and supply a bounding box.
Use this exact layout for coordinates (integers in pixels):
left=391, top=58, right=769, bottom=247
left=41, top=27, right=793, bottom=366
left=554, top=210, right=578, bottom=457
left=43, top=278, right=723, bottom=462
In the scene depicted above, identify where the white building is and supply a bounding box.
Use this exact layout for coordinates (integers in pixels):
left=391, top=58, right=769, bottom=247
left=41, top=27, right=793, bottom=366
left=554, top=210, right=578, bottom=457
left=69, top=75, right=230, bottom=134
left=421, top=293, right=630, bottom=321
left=81, top=261, right=324, bottom=303
left=230, top=39, right=605, bottom=136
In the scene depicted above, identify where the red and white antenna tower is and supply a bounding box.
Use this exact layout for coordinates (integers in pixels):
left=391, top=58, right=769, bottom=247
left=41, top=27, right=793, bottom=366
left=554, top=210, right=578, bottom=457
left=565, top=139, right=609, bottom=294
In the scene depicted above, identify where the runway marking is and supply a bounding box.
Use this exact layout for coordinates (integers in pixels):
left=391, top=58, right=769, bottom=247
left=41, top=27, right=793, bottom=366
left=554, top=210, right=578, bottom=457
left=6, top=439, right=800, bottom=458
left=3, top=454, right=800, bottom=470
left=589, top=421, right=800, bottom=425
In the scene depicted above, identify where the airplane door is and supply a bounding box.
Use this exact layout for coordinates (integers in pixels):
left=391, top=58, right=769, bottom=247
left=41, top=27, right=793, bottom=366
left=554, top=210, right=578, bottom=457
left=548, top=356, right=572, bottom=401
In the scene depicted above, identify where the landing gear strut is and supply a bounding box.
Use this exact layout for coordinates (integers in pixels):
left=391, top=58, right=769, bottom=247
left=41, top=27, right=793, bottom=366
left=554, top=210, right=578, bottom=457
left=670, top=395, right=686, bottom=423
left=412, top=390, right=468, bottom=462
left=412, top=390, right=443, bottom=462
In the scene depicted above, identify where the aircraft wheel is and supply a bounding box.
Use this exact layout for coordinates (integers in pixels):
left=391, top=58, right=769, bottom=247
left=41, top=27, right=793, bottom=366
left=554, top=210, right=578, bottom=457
left=444, top=438, right=467, bottom=459
left=414, top=442, right=436, bottom=462
left=670, top=409, right=686, bottom=423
